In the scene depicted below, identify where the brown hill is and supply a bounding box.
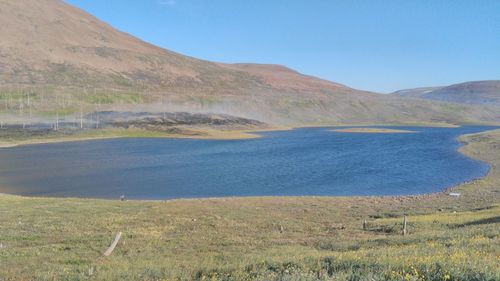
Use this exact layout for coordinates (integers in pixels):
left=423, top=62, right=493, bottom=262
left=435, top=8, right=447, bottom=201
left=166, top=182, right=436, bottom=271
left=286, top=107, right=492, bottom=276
left=0, top=0, right=499, bottom=125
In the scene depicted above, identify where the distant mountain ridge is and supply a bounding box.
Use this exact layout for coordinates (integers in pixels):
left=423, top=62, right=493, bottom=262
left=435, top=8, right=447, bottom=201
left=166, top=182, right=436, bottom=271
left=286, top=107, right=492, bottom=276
left=0, top=0, right=499, bottom=125
left=393, top=81, right=500, bottom=106
left=392, top=87, right=444, bottom=97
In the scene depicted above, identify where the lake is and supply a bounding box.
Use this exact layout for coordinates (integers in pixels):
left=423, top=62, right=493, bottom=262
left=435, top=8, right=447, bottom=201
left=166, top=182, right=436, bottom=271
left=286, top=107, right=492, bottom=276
left=0, top=126, right=494, bottom=199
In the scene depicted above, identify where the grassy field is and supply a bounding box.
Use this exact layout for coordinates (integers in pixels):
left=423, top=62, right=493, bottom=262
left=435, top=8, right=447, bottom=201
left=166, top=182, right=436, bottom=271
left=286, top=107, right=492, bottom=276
left=0, top=130, right=499, bottom=280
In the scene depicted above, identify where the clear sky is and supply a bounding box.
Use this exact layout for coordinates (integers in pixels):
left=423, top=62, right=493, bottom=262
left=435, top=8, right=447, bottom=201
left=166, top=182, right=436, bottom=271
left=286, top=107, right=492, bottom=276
left=65, top=0, right=500, bottom=93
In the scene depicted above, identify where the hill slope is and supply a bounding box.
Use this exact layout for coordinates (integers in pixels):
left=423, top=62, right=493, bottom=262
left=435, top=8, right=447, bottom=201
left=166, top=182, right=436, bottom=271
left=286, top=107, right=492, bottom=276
left=393, top=81, right=500, bottom=106
left=0, top=0, right=358, bottom=96
left=0, top=0, right=499, bottom=125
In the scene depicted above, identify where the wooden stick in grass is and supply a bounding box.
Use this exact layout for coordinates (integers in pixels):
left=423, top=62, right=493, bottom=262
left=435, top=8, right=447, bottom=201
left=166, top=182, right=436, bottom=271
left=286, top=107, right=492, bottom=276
left=103, top=232, right=122, bottom=257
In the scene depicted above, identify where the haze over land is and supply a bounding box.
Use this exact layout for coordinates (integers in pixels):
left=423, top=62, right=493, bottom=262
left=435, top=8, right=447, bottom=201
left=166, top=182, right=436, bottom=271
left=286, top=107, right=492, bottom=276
left=0, top=0, right=499, bottom=127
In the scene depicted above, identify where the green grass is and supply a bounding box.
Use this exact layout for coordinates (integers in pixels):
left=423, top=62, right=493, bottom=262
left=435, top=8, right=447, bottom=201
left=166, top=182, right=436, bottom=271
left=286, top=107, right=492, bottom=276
left=83, top=91, right=144, bottom=105
left=0, top=130, right=499, bottom=280
left=0, top=89, right=145, bottom=116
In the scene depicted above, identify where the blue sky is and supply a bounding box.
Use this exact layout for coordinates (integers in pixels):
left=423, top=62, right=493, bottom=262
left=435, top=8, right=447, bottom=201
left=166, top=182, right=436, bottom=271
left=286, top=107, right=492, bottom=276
left=65, top=0, right=500, bottom=93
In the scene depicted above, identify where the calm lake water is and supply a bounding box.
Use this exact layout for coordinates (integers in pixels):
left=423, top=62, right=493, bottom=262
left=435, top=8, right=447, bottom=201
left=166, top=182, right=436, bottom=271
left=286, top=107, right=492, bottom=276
left=0, top=126, right=495, bottom=199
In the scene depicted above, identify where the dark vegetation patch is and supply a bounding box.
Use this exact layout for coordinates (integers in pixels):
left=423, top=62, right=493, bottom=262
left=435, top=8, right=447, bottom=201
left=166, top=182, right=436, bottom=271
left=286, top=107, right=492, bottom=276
left=111, top=111, right=267, bottom=130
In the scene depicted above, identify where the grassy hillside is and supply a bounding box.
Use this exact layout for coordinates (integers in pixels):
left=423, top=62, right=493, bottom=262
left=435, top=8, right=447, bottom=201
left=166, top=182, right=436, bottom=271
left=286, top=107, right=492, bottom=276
left=2, top=86, right=500, bottom=127
left=0, top=129, right=499, bottom=280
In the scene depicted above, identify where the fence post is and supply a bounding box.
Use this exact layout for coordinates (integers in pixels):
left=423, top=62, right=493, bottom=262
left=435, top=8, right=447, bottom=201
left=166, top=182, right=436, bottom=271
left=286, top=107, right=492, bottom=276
left=402, top=215, right=408, bottom=236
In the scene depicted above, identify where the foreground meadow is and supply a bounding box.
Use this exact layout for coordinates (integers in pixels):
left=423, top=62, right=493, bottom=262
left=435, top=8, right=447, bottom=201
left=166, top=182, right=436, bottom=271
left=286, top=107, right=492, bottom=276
left=0, top=129, right=499, bottom=280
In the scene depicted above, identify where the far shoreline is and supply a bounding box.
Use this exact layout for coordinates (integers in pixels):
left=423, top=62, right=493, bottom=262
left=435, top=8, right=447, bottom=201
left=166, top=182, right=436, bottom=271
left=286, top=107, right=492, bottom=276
left=0, top=122, right=474, bottom=149
left=0, top=126, right=291, bottom=149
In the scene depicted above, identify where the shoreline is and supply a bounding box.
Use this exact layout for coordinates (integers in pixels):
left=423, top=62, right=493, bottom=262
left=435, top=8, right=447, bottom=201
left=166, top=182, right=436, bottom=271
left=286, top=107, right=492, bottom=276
left=0, top=122, right=473, bottom=149
left=0, top=126, right=292, bottom=149
left=0, top=127, right=497, bottom=202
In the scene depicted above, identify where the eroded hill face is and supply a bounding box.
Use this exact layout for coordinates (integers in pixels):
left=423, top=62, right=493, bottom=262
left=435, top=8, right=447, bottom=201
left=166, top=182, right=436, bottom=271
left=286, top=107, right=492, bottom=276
left=0, top=0, right=499, bottom=125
